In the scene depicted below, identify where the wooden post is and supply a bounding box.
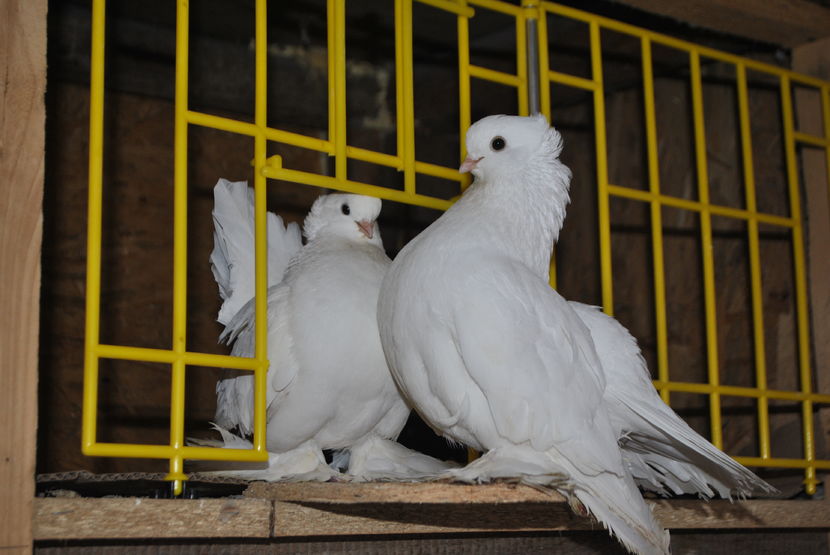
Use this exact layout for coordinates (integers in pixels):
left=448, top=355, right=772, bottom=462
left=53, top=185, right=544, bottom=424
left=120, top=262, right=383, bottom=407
left=792, top=36, right=830, bottom=467
left=0, top=0, right=47, bottom=552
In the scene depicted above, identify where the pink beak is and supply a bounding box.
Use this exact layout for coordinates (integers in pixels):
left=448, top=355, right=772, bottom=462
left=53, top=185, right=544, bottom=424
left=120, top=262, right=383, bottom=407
left=459, top=155, right=483, bottom=174
left=357, top=220, right=375, bottom=239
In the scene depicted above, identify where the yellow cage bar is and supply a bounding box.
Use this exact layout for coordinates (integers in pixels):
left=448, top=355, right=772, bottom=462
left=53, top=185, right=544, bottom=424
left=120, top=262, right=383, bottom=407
left=83, top=0, right=830, bottom=494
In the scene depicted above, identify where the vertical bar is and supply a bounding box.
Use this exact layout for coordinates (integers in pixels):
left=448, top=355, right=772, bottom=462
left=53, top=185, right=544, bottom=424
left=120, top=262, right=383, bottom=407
left=252, top=0, right=269, bottom=455
left=82, top=0, right=106, bottom=452
left=689, top=50, right=722, bottom=449
left=524, top=4, right=540, bottom=115
left=334, top=0, right=347, bottom=181
left=401, top=0, right=416, bottom=194
left=168, top=0, right=191, bottom=495
left=781, top=76, right=819, bottom=494
left=515, top=9, right=528, bottom=116
left=641, top=37, right=670, bottom=404
left=536, top=5, right=551, bottom=120
left=590, top=21, right=613, bottom=315
left=457, top=1, right=471, bottom=191
left=327, top=0, right=336, bottom=148
left=395, top=0, right=406, bottom=169
left=736, top=63, right=771, bottom=459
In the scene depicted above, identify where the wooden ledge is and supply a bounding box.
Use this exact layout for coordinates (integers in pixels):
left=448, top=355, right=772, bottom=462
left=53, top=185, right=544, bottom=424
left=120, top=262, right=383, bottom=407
left=34, top=482, right=830, bottom=541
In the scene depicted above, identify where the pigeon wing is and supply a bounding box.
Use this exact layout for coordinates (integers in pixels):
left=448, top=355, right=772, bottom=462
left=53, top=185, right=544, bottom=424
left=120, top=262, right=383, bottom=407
left=215, top=283, right=298, bottom=436
left=446, top=254, right=607, bottom=453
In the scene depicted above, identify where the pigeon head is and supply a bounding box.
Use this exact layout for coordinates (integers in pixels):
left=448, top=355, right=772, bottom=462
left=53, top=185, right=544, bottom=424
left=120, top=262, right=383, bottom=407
left=459, top=114, right=564, bottom=182
left=303, top=193, right=383, bottom=247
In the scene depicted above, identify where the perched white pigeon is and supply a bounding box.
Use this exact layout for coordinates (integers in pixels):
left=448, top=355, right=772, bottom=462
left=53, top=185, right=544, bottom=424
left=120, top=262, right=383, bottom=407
left=208, top=181, right=450, bottom=481
left=378, top=114, right=670, bottom=554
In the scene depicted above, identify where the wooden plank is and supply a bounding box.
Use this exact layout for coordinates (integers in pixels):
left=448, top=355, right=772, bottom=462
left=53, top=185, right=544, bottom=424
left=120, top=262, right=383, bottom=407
left=32, top=481, right=830, bottom=541
left=613, top=0, right=830, bottom=47
left=273, top=499, right=591, bottom=537
left=243, top=480, right=567, bottom=503
left=792, top=38, right=830, bottom=459
left=33, top=498, right=273, bottom=540
left=0, top=0, right=47, bottom=552
left=654, top=499, right=830, bottom=529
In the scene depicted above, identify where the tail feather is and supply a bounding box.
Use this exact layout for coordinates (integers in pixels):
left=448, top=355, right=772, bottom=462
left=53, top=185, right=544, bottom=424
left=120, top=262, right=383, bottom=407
left=210, top=178, right=302, bottom=326
left=570, top=302, right=775, bottom=499
left=620, top=399, right=777, bottom=499
left=568, top=469, right=670, bottom=555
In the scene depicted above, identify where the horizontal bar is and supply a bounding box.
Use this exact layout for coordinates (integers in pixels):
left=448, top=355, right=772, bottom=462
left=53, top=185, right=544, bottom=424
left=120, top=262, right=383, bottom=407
left=187, top=110, right=335, bottom=154
left=415, top=160, right=466, bottom=182
left=548, top=69, right=598, bottom=91
left=468, top=0, right=523, bottom=16
left=416, top=0, right=475, bottom=17
left=95, top=344, right=260, bottom=371
left=347, top=146, right=403, bottom=170
left=793, top=131, right=829, bottom=148
left=84, top=442, right=268, bottom=462
left=262, top=165, right=453, bottom=211
left=468, top=64, right=522, bottom=87
left=652, top=380, right=830, bottom=404
left=607, top=184, right=796, bottom=228
left=735, top=456, right=830, bottom=471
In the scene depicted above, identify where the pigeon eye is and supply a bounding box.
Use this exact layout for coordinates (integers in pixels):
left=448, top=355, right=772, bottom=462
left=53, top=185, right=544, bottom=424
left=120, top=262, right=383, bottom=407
left=490, top=136, right=506, bottom=151
left=341, top=203, right=350, bottom=215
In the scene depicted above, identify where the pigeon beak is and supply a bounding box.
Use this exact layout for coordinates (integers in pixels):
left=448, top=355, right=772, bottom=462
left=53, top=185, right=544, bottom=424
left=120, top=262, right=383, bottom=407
left=459, top=155, right=483, bottom=174
left=357, top=220, right=375, bottom=239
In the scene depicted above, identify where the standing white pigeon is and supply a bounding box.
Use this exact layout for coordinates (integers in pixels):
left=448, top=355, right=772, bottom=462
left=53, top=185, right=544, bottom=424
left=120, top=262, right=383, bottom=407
left=208, top=180, right=449, bottom=481
left=378, top=115, right=670, bottom=554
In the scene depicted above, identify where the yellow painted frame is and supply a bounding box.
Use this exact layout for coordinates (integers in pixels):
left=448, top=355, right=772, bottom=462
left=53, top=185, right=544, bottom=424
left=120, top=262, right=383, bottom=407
left=83, top=0, right=830, bottom=494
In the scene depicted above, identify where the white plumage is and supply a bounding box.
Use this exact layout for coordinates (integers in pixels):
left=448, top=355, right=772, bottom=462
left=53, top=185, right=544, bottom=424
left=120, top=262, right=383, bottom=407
left=210, top=179, right=302, bottom=327
left=571, top=302, right=775, bottom=499
left=209, top=180, right=441, bottom=480
left=378, top=114, right=770, bottom=554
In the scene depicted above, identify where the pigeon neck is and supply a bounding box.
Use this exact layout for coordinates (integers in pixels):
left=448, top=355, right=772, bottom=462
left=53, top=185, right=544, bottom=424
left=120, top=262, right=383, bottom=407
left=466, top=159, right=570, bottom=280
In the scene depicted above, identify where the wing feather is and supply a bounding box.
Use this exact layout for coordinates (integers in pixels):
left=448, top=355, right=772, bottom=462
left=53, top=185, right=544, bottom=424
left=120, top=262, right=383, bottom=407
left=446, top=253, right=606, bottom=451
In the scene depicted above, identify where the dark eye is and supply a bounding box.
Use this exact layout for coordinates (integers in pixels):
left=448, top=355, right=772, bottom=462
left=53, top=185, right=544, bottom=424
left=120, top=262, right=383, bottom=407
left=490, top=136, right=506, bottom=151
left=341, top=203, right=350, bottom=215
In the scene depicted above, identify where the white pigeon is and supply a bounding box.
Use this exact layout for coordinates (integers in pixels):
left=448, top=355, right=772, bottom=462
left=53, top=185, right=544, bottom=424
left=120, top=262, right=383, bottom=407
left=208, top=180, right=450, bottom=481
left=378, top=114, right=671, bottom=554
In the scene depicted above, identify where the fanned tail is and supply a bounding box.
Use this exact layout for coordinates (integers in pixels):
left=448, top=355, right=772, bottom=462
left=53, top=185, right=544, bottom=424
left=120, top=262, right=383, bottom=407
left=210, top=178, right=302, bottom=326
left=618, top=399, right=777, bottom=499
left=570, top=302, right=776, bottom=499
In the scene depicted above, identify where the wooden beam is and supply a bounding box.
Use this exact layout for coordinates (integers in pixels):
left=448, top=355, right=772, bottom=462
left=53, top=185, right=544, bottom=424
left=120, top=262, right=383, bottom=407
left=613, top=0, right=830, bottom=48
left=33, top=482, right=830, bottom=540
left=34, top=498, right=272, bottom=540
left=0, top=0, right=47, bottom=552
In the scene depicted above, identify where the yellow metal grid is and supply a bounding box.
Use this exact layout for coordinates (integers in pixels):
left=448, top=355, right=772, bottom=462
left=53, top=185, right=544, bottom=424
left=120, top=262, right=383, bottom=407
left=83, top=0, right=830, bottom=494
